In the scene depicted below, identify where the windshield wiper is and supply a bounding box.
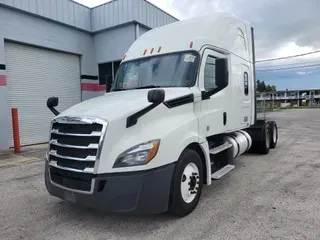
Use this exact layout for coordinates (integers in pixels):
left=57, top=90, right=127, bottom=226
left=112, top=85, right=171, bottom=91
left=134, top=85, right=162, bottom=90
left=111, top=88, right=129, bottom=92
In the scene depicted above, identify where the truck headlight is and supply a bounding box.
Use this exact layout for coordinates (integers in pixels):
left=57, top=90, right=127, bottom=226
left=113, top=139, right=160, bottom=168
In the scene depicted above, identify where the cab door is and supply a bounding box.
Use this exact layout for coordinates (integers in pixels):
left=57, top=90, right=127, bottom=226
left=199, top=49, right=229, bottom=137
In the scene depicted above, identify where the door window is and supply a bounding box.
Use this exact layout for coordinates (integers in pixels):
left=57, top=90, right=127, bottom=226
left=204, top=56, right=217, bottom=91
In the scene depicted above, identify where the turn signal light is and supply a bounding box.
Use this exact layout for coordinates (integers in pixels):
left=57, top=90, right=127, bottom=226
left=146, top=141, right=160, bottom=163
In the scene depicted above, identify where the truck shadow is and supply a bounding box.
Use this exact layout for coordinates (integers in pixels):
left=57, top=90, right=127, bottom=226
left=51, top=199, right=178, bottom=236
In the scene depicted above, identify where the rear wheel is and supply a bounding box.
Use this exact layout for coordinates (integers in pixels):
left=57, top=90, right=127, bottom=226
left=249, top=122, right=271, bottom=154
left=257, top=122, right=271, bottom=154
left=269, top=121, right=278, bottom=149
left=168, top=149, right=204, bottom=217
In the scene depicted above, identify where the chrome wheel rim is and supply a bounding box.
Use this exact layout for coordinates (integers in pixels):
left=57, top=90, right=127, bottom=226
left=266, top=127, right=270, bottom=148
left=180, top=163, right=200, bottom=203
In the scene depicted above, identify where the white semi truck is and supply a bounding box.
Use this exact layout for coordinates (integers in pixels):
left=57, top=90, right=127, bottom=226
left=45, top=13, right=278, bottom=217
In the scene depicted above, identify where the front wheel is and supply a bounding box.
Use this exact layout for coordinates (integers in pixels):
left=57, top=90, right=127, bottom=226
left=168, top=149, right=204, bottom=217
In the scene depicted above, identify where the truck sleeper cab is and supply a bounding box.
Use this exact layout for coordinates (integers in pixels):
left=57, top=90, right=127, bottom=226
left=45, top=13, right=278, bottom=217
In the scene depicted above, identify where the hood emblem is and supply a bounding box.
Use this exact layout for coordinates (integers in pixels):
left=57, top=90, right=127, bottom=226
left=56, top=117, right=95, bottom=124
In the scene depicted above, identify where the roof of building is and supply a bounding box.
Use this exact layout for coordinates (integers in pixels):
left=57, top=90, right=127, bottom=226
left=0, top=0, right=177, bottom=33
left=257, top=88, right=320, bottom=94
left=89, top=0, right=179, bottom=21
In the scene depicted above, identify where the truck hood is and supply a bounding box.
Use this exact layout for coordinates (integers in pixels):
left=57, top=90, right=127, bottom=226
left=58, top=87, right=193, bottom=122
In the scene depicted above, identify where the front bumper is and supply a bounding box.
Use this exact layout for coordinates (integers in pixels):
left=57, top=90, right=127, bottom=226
left=45, top=162, right=175, bottom=214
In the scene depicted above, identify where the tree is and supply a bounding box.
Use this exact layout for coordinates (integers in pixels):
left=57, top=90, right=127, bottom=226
left=256, top=80, right=276, bottom=92
left=256, top=80, right=266, bottom=92
left=270, top=85, right=277, bottom=92
left=265, top=84, right=276, bottom=92
left=265, top=85, right=272, bottom=92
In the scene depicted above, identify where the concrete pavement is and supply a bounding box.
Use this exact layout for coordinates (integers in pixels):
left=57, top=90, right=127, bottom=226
left=1, top=109, right=320, bottom=240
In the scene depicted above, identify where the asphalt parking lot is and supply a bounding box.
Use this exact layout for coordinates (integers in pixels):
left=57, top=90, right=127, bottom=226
left=1, top=109, right=320, bottom=240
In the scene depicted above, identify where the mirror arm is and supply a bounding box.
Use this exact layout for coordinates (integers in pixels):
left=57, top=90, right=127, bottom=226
left=48, top=106, right=60, bottom=116
left=201, top=88, right=221, bottom=100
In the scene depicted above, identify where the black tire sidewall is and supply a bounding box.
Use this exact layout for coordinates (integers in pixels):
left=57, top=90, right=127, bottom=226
left=260, top=122, right=271, bottom=154
left=169, top=149, right=204, bottom=217
left=269, top=121, right=278, bottom=148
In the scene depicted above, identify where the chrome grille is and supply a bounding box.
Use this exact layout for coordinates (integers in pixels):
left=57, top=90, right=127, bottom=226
left=47, top=116, right=107, bottom=193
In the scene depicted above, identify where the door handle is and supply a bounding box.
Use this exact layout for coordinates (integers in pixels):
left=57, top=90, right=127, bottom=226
left=223, top=112, right=227, bottom=125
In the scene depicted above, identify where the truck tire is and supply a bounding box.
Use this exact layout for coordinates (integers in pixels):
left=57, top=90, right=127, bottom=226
left=257, top=122, right=271, bottom=154
left=269, top=121, right=278, bottom=149
left=168, top=149, right=204, bottom=217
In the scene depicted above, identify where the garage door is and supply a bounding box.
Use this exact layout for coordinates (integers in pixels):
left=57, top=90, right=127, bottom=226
left=5, top=42, right=81, bottom=147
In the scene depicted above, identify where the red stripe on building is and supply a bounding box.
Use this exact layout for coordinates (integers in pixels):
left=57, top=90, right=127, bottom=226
left=81, top=83, right=106, bottom=92
left=0, top=75, right=6, bottom=86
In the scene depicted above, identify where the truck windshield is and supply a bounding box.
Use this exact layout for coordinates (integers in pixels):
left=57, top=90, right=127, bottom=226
left=111, top=52, right=199, bottom=91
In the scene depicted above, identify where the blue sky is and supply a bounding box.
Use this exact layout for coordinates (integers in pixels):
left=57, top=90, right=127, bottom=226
left=256, top=67, right=320, bottom=91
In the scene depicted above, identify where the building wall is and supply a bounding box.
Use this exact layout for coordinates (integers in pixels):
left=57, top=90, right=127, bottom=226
left=91, top=0, right=177, bottom=32
left=0, top=0, right=91, bottom=31
left=0, top=0, right=177, bottom=150
left=0, top=5, right=96, bottom=150
left=0, top=0, right=177, bottom=34
left=139, top=25, right=150, bottom=37
left=0, top=55, right=8, bottom=150
left=94, top=24, right=136, bottom=64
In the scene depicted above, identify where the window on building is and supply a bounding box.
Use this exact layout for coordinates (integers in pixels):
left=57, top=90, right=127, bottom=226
left=98, top=60, right=121, bottom=92
left=204, top=56, right=217, bottom=91
left=244, top=72, right=249, bottom=96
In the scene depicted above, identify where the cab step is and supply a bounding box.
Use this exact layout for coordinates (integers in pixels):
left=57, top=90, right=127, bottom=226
left=211, top=164, right=235, bottom=180
left=209, top=142, right=232, bottom=155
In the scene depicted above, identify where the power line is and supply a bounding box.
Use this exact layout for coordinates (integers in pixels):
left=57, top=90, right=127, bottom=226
left=256, top=49, right=320, bottom=63
left=257, top=63, right=320, bottom=72
left=256, top=61, right=320, bottom=69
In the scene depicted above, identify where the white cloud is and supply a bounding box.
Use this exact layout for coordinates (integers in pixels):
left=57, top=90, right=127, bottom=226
left=147, top=0, right=181, bottom=19
left=297, top=72, right=306, bottom=75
